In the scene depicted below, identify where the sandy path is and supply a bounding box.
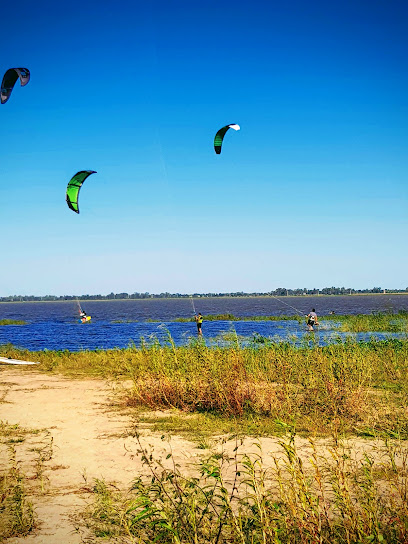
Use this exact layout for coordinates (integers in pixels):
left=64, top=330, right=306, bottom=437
left=0, top=367, right=398, bottom=543
left=0, top=368, right=204, bottom=543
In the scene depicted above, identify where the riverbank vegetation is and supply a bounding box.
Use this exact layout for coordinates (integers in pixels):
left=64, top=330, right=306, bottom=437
left=2, top=335, right=408, bottom=541
left=2, top=336, right=408, bottom=439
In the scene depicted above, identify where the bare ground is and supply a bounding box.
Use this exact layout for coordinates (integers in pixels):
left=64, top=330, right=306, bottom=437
left=0, top=367, right=399, bottom=543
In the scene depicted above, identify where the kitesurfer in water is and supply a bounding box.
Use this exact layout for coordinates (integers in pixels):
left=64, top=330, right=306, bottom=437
left=306, top=309, right=318, bottom=331
left=79, top=309, right=87, bottom=323
left=195, top=313, right=203, bottom=336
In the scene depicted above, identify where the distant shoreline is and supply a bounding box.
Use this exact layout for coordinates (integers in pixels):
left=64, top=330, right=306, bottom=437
left=1, top=292, right=407, bottom=304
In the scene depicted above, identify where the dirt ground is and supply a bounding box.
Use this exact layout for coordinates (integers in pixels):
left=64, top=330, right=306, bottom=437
left=0, top=366, right=399, bottom=543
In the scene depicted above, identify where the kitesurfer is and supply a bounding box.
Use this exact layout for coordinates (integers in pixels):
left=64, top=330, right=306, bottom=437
left=79, top=310, right=87, bottom=323
left=195, top=313, right=203, bottom=336
left=306, top=309, right=318, bottom=331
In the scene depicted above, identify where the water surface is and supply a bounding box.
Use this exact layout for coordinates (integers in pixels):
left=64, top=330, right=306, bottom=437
left=0, top=295, right=407, bottom=352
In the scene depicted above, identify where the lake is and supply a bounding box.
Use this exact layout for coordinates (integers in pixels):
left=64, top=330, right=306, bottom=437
left=0, top=294, right=407, bottom=352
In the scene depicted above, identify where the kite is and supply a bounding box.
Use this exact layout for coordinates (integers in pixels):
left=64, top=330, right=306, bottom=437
left=1, top=68, right=30, bottom=104
left=214, top=124, right=240, bottom=154
left=66, top=170, right=96, bottom=214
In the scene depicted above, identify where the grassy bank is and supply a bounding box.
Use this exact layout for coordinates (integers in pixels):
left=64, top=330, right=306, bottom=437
left=2, top=337, right=408, bottom=438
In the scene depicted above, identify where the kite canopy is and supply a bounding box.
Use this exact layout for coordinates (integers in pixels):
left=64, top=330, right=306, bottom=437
left=66, top=170, right=97, bottom=214
left=1, top=68, right=30, bottom=104
left=214, top=124, right=240, bottom=154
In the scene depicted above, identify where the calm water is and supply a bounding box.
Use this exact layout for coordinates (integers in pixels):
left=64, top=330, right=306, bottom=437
left=0, top=295, right=407, bottom=352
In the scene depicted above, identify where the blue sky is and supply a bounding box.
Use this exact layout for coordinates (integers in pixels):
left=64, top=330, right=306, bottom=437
left=1, top=0, right=407, bottom=296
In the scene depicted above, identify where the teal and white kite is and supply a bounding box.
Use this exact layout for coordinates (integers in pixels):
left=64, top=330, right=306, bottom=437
left=214, top=124, right=240, bottom=154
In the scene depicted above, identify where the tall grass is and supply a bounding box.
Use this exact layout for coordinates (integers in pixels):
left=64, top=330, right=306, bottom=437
left=3, top=337, right=408, bottom=437
left=121, top=337, right=408, bottom=437
left=84, top=431, right=408, bottom=543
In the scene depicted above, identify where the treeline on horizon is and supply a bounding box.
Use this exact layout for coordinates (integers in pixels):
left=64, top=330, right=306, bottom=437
left=1, top=286, right=408, bottom=302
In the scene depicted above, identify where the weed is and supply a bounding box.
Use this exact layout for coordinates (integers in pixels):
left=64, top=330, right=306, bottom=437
left=84, top=431, right=408, bottom=543
left=0, top=424, right=36, bottom=539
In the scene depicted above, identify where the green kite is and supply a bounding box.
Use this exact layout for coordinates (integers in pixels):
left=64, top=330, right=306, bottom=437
left=66, top=170, right=96, bottom=214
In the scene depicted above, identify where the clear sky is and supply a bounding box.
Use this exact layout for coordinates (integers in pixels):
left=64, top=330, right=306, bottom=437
left=1, top=0, right=407, bottom=296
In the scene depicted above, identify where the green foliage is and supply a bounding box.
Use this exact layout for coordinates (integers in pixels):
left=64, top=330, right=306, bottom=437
left=85, top=432, right=408, bottom=543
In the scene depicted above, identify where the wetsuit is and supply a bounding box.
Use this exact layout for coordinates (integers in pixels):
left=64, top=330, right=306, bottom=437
left=307, top=311, right=317, bottom=327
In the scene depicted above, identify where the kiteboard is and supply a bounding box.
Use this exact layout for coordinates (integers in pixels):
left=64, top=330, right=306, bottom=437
left=78, top=316, right=92, bottom=323
left=0, top=356, right=39, bottom=365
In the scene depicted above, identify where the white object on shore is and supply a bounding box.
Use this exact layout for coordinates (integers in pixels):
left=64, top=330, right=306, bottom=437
left=0, top=356, right=39, bottom=365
